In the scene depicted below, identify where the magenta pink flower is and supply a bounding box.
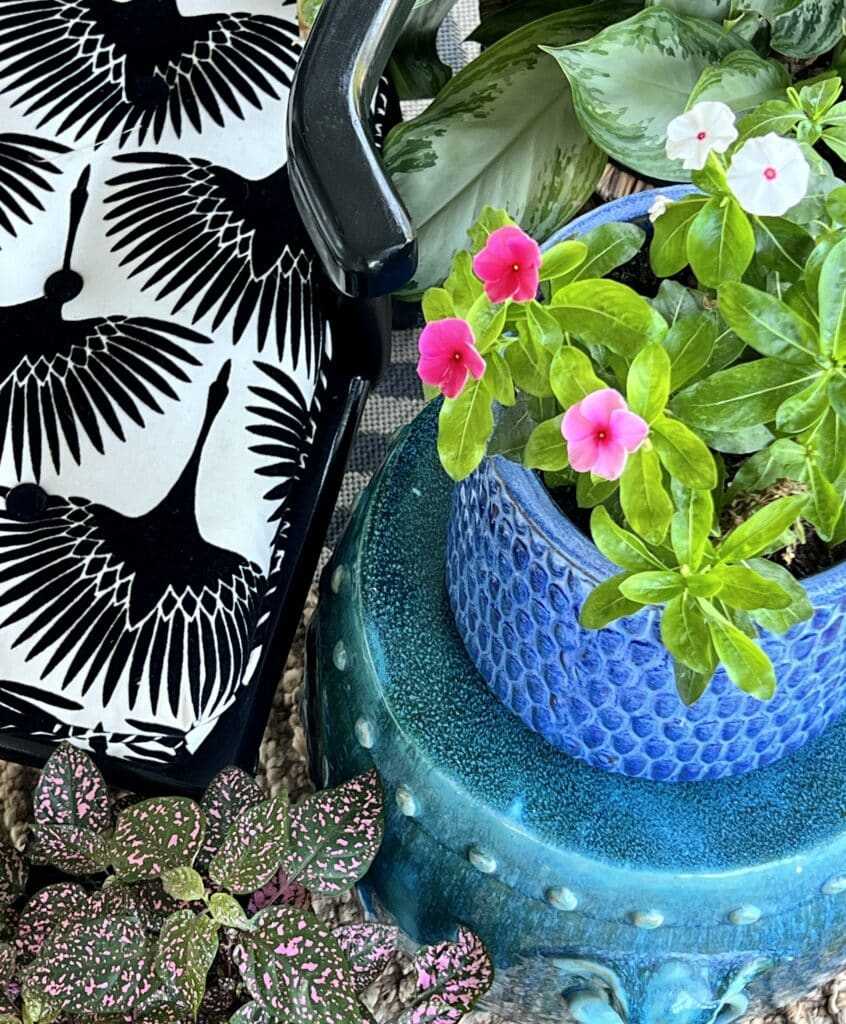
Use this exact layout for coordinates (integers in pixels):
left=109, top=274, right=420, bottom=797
left=417, top=318, right=486, bottom=400
left=472, top=225, right=542, bottom=303
left=562, top=388, right=649, bottom=481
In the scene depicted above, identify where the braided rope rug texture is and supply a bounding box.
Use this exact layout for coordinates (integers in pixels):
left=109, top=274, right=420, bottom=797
left=1, top=3, right=845, bottom=1020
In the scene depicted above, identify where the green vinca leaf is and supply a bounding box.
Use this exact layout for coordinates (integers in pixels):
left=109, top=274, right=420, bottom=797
left=662, top=310, right=719, bottom=391
left=718, top=282, right=819, bottom=364
left=704, top=607, right=775, bottom=699
left=775, top=376, right=827, bottom=433
left=736, top=99, right=803, bottom=143
left=651, top=416, right=717, bottom=489
left=650, top=196, right=707, bottom=277
left=551, top=279, right=667, bottom=356
left=437, top=379, right=495, bottom=481
left=524, top=416, right=569, bottom=471
left=670, top=479, right=714, bottom=570
left=673, top=359, right=818, bottom=430
left=746, top=557, right=814, bottom=633
left=506, top=323, right=553, bottom=397
left=619, top=571, right=684, bottom=604
left=627, top=343, right=671, bottom=424
left=687, top=197, right=755, bottom=288
left=661, top=593, right=715, bottom=674
left=545, top=7, right=746, bottom=181
left=540, top=239, right=587, bottom=280
left=708, top=565, right=793, bottom=610
left=805, top=459, right=844, bottom=541
left=590, top=505, right=665, bottom=572
left=754, top=217, right=815, bottom=281
left=579, top=573, right=642, bottom=628
left=555, top=220, right=646, bottom=285
left=385, top=3, right=630, bottom=295
left=673, top=659, right=716, bottom=706
left=619, top=447, right=673, bottom=545
left=818, top=236, right=846, bottom=361
left=718, top=493, right=807, bottom=562
left=727, top=438, right=806, bottom=495
left=549, top=345, right=606, bottom=409
left=112, top=798, right=205, bottom=882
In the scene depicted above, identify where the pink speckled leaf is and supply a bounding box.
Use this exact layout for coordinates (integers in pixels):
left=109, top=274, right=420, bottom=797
left=229, top=1002, right=269, bottom=1023
left=247, top=868, right=312, bottom=916
left=233, top=905, right=364, bottom=1023
left=152, top=910, right=219, bottom=1017
left=21, top=913, right=150, bottom=1016
left=334, top=924, right=400, bottom=992
left=283, top=770, right=383, bottom=895
left=15, top=883, right=87, bottom=961
left=134, top=878, right=188, bottom=930
left=198, top=767, right=264, bottom=871
left=112, top=797, right=206, bottom=882
left=29, top=824, right=111, bottom=875
left=0, top=941, right=14, bottom=978
left=34, top=743, right=111, bottom=835
left=0, top=1014, right=19, bottom=1023
left=398, top=927, right=493, bottom=1024
left=208, top=793, right=289, bottom=895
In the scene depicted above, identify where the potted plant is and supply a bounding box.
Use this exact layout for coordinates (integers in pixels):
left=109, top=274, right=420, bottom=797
left=0, top=743, right=492, bottom=1023
left=417, top=82, right=846, bottom=782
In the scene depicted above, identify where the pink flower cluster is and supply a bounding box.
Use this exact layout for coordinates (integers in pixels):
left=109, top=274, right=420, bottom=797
left=417, top=225, right=541, bottom=399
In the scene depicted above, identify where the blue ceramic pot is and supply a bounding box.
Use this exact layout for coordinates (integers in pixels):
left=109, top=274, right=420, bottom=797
left=446, top=186, right=846, bottom=783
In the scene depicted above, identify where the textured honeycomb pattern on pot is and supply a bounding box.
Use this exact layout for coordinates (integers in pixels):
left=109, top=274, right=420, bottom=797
left=446, top=459, right=846, bottom=782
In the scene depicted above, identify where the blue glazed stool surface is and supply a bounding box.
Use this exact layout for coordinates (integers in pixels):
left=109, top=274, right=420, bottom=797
left=446, top=185, right=846, bottom=783
left=306, top=402, right=846, bottom=1024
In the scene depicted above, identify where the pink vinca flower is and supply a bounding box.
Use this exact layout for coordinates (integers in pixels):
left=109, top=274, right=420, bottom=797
left=417, top=318, right=486, bottom=399
left=562, top=388, right=649, bottom=481
left=472, top=225, right=542, bottom=303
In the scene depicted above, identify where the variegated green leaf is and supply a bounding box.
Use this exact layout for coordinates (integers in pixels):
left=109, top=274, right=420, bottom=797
left=769, top=0, right=846, bottom=59
left=389, top=0, right=459, bottom=100
left=545, top=6, right=746, bottom=181
left=385, top=1, right=636, bottom=295
left=687, top=49, right=791, bottom=110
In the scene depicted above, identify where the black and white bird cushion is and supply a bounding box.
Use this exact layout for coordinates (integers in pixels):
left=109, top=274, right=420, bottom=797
left=0, top=0, right=331, bottom=764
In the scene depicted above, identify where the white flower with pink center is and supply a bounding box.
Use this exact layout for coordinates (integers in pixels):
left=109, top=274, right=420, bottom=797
left=726, top=133, right=810, bottom=216
left=665, top=101, right=738, bottom=170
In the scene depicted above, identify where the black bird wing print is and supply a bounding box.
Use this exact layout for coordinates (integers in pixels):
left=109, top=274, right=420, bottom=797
left=0, top=365, right=266, bottom=728
left=103, top=154, right=325, bottom=369
left=0, top=134, right=69, bottom=241
left=247, top=359, right=312, bottom=521
left=0, top=309, right=212, bottom=478
left=0, top=0, right=300, bottom=147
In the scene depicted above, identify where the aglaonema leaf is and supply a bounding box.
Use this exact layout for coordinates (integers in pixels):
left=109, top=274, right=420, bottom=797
left=208, top=792, right=289, bottom=895
left=768, top=0, right=845, bottom=59
left=111, top=797, right=205, bottom=882
left=385, top=2, right=631, bottom=294
left=283, top=770, right=383, bottom=896
left=198, top=765, right=264, bottom=872
left=33, top=742, right=110, bottom=835
left=388, top=0, right=458, bottom=101
left=545, top=6, right=745, bottom=181
left=334, top=923, right=400, bottom=992
left=398, top=927, right=494, bottom=1024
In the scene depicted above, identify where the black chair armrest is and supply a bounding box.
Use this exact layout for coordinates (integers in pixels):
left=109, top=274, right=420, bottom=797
left=288, top=0, right=418, bottom=299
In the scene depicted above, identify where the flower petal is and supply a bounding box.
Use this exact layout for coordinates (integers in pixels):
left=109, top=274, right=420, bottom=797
left=441, top=362, right=469, bottom=399
left=579, top=388, right=627, bottom=427
left=464, top=345, right=487, bottom=381
left=562, top=405, right=595, bottom=443
left=591, top=440, right=628, bottom=481
left=567, top=436, right=599, bottom=473
left=610, top=408, right=649, bottom=452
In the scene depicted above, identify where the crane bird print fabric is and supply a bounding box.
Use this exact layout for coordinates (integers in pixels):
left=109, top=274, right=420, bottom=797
left=0, top=0, right=330, bottom=764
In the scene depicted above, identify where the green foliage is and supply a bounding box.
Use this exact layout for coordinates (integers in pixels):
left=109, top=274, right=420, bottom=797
left=0, top=743, right=493, bottom=1024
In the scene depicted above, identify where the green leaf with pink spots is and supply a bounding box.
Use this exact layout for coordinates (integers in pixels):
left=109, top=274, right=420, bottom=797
left=198, top=766, right=264, bottom=871
left=0, top=843, right=26, bottom=908
left=152, top=910, right=219, bottom=1017
left=33, top=743, right=110, bottom=835
left=334, top=924, right=400, bottom=992
left=208, top=792, right=289, bottom=895
left=29, top=823, right=111, bottom=875
left=15, top=883, right=87, bottom=961
left=399, top=927, right=494, bottom=1024
left=247, top=867, right=312, bottom=916
left=282, top=770, right=383, bottom=895
left=21, top=913, right=150, bottom=1016
left=112, top=798, right=206, bottom=882
left=232, top=905, right=365, bottom=1023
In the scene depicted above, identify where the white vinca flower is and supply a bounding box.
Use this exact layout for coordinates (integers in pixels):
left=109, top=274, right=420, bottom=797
left=665, top=101, right=738, bottom=170
left=648, top=195, right=672, bottom=222
left=726, top=133, right=810, bottom=217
